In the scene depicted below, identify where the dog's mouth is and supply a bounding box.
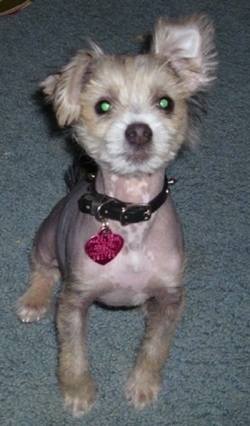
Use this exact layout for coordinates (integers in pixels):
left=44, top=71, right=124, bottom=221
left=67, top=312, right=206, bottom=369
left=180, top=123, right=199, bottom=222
left=125, top=145, right=151, bottom=163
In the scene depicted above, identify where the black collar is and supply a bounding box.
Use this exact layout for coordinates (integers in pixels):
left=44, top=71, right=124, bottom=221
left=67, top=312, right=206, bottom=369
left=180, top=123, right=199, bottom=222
left=78, top=175, right=175, bottom=226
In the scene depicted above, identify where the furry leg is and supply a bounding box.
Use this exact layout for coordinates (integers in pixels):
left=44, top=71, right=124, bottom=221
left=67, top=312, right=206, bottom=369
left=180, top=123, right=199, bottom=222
left=57, top=289, right=97, bottom=417
left=125, top=285, right=184, bottom=408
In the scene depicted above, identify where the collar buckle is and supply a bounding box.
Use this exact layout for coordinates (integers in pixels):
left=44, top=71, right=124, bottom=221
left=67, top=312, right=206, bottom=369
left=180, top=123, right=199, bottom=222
left=94, top=196, right=114, bottom=221
left=120, top=203, right=152, bottom=226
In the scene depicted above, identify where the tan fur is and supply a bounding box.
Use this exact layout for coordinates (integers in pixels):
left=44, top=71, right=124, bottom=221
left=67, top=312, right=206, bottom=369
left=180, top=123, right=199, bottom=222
left=126, top=283, right=185, bottom=407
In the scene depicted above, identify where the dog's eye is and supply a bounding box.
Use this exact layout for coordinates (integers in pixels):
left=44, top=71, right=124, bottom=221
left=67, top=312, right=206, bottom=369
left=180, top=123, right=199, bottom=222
left=95, top=100, right=112, bottom=115
left=158, top=97, right=174, bottom=113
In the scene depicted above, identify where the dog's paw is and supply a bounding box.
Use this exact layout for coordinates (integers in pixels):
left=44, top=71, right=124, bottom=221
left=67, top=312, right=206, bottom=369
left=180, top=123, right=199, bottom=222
left=16, top=298, right=50, bottom=322
left=62, top=378, right=97, bottom=417
left=125, top=369, right=160, bottom=409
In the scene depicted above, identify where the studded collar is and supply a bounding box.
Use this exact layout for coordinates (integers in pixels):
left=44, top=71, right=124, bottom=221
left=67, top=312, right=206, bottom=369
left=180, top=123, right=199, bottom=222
left=78, top=174, right=175, bottom=226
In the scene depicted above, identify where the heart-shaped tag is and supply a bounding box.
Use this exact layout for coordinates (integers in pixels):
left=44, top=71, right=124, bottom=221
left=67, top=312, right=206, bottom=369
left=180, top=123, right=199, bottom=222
left=85, top=227, right=124, bottom=265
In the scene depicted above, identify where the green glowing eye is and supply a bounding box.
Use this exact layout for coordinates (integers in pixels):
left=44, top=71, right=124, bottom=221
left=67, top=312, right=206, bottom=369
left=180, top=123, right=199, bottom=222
left=158, top=96, right=174, bottom=113
left=95, top=100, right=112, bottom=115
left=159, top=98, right=169, bottom=109
left=100, top=101, right=111, bottom=112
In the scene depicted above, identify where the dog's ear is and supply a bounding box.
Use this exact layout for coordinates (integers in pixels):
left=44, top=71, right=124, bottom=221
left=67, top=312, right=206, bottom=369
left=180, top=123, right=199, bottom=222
left=151, top=15, right=217, bottom=93
left=40, top=50, right=100, bottom=127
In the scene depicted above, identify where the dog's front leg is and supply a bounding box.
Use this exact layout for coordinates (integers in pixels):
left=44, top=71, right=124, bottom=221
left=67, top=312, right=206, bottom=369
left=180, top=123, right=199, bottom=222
left=126, top=285, right=184, bottom=408
left=57, top=289, right=97, bottom=417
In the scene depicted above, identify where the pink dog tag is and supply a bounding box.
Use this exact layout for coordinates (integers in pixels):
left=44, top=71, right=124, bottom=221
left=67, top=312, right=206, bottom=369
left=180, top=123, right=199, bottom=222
left=85, top=227, right=124, bottom=265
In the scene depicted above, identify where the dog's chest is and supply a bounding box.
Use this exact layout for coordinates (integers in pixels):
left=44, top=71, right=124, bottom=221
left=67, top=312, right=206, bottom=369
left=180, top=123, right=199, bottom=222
left=82, top=223, right=159, bottom=306
left=88, top=223, right=153, bottom=275
left=94, top=248, right=155, bottom=306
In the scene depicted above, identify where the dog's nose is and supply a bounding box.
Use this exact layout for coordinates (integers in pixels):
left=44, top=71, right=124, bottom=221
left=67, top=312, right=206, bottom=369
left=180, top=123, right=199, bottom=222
left=125, top=123, right=152, bottom=145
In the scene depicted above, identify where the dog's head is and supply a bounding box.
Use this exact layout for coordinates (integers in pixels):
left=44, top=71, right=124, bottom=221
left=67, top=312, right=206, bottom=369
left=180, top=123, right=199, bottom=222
left=41, top=15, right=217, bottom=176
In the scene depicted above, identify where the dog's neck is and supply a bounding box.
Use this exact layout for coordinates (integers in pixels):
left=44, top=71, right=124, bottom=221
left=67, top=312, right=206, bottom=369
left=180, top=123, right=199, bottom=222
left=95, top=168, right=167, bottom=205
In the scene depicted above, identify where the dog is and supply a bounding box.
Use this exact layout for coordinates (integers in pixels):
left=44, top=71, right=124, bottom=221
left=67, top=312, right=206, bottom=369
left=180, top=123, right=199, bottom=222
left=16, top=14, right=217, bottom=417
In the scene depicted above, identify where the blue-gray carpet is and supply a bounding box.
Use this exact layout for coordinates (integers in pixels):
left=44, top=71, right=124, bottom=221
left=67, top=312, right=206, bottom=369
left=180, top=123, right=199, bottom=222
left=0, top=1, right=249, bottom=425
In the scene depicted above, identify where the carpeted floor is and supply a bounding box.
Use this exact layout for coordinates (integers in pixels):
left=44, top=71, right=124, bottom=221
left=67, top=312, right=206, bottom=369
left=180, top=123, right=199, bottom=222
left=0, top=1, right=249, bottom=425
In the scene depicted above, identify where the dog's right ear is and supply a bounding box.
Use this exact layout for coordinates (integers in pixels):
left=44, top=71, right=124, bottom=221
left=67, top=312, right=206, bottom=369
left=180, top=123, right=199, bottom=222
left=40, top=50, right=100, bottom=127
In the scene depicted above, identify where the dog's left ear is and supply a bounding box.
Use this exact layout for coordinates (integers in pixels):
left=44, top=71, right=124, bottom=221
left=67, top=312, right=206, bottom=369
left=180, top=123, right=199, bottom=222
left=151, top=15, right=217, bottom=93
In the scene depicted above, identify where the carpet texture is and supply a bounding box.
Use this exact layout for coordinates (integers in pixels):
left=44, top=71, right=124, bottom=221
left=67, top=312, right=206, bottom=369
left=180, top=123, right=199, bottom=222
left=0, top=1, right=249, bottom=425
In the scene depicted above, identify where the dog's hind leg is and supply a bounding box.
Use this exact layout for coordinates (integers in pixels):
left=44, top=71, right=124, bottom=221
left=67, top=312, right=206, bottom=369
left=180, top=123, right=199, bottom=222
left=16, top=256, right=60, bottom=323
left=16, top=199, right=64, bottom=323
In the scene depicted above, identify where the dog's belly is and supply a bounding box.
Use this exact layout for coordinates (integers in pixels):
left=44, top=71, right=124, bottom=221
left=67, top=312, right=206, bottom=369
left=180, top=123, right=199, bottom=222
left=97, top=287, right=149, bottom=307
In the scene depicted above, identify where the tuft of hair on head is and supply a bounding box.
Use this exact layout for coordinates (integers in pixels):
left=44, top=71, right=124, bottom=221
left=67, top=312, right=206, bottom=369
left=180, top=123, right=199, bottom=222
left=40, top=49, right=102, bottom=127
left=86, top=38, right=104, bottom=55
left=151, top=14, right=217, bottom=93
